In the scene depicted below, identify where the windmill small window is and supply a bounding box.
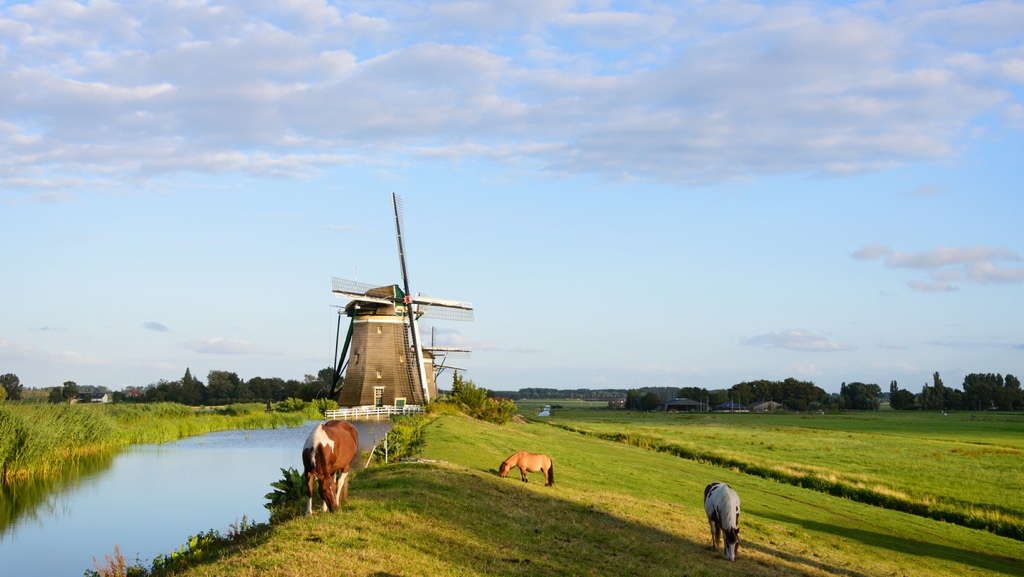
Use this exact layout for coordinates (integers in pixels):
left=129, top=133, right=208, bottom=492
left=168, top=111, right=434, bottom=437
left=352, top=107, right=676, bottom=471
left=374, top=386, right=384, bottom=407
left=376, top=370, right=382, bottom=379
left=377, top=326, right=382, bottom=334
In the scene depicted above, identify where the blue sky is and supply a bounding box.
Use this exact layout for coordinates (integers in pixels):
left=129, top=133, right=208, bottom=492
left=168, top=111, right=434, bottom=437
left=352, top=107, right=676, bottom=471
left=1, top=0, right=1022, bottom=395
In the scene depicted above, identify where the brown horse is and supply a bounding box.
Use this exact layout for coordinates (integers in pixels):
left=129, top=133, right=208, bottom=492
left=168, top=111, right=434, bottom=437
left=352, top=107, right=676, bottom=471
left=499, top=451, right=554, bottom=486
left=302, top=420, right=359, bottom=515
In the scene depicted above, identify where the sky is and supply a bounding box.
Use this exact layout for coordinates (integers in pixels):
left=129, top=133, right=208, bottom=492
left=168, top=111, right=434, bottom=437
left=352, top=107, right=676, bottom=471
left=1, top=0, right=1022, bottom=396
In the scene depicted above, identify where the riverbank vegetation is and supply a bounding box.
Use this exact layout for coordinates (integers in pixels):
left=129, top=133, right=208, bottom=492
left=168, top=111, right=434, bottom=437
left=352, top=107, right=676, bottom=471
left=0, top=401, right=320, bottom=483
left=92, top=411, right=1024, bottom=576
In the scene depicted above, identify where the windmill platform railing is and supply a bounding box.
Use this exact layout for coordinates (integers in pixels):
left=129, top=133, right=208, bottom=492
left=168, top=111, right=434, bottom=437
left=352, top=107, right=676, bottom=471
left=323, top=404, right=425, bottom=421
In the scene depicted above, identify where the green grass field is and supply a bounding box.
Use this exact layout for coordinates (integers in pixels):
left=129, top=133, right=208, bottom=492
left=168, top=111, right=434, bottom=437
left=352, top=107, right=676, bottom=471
left=161, top=409, right=1024, bottom=577
left=532, top=408, right=1024, bottom=539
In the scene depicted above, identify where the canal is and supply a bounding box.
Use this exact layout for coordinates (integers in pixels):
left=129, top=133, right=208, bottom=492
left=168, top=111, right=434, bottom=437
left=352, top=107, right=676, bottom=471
left=0, top=420, right=391, bottom=575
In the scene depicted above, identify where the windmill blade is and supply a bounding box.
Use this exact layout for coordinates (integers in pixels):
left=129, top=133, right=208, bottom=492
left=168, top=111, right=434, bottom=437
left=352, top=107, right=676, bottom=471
left=412, top=295, right=473, bottom=310
left=332, top=277, right=380, bottom=295
left=392, top=192, right=430, bottom=402
left=412, top=295, right=474, bottom=321
left=416, top=305, right=475, bottom=322
left=331, top=277, right=397, bottom=306
left=423, top=347, right=471, bottom=358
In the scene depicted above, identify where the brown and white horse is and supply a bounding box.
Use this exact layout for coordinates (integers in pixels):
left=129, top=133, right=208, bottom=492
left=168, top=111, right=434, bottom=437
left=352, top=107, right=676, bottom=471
left=302, top=420, right=359, bottom=515
left=498, top=451, right=554, bottom=486
left=704, top=482, right=741, bottom=561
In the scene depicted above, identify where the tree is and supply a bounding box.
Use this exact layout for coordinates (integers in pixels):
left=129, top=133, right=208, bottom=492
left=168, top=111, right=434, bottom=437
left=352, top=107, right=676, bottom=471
left=48, top=380, right=79, bottom=403
left=890, top=388, right=916, bottom=410
left=179, top=367, right=206, bottom=406
left=677, top=386, right=709, bottom=401
left=1005, top=374, right=1023, bottom=411
left=1, top=373, right=23, bottom=400
left=636, top=392, right=661, bottom=411
left=303, top=368, right=335, bottom=399
left=625, top=389, right=642, bottom=411
left=929, top=372, right=946, bottom=410
left=841, top=382, right=881, bottom=410
left=207, top=370, right=242, bottom=404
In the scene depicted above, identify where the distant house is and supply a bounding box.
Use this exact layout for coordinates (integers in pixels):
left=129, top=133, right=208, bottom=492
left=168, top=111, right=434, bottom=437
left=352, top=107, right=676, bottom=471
left=658, top=398, right=704, bottom=412
left=750, top=401, right=783, bottom=413
left=712, top=401, right=747, bottom=412
left=75, top=392, right=110, bottom=404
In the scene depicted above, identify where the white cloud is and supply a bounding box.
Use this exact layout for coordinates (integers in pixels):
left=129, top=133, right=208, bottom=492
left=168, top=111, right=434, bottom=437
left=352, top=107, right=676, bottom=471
left=851, top=243, right=891, bottom=260
left=886, top=246, right=1019, bottom=269
left=0, top=338, right=46, bottom=361
left=182, top=336, right=257, bottom=355
left=853, top=243, right=1023, bottom=291
left=0, top=1, right=1020, bottom=188
left=741, top=329, right=854, bottom=352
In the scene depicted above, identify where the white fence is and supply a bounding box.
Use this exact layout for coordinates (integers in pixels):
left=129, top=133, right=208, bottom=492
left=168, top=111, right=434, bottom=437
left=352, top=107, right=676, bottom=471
left=323, top=404, right=424, bottom=421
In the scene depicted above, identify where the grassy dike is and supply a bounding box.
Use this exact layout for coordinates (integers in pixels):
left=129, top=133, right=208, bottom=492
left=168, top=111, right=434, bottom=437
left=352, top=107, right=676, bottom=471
left=162, top=413, right=1024, bottom=577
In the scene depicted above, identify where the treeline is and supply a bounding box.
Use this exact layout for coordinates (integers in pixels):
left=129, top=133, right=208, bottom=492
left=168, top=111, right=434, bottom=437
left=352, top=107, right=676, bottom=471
left=0, top=368, right=338, bottom=406
left=663, top=378, right=834, bottom=412
left=493, top=388, right=633, bottom=400
left=890, top=372, right=1022, bottom=411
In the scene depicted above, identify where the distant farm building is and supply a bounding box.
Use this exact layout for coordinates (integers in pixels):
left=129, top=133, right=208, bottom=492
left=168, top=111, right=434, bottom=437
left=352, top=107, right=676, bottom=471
left=75, top=392, right=110, bottom=404
left=713, top=401, right=747, bottom=412
left=750, top=401, right=783, bottom=412
left=658, top=398, right=705, bottom=412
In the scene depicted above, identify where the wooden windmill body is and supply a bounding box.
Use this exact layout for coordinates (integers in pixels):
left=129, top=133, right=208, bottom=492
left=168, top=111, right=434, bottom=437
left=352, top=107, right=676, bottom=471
left=329, top=194, right=472, bottom=408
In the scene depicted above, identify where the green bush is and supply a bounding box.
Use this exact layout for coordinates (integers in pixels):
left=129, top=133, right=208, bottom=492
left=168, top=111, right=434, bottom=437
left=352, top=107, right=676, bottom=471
left=446, top=374, right=517, bottom=425
left=275, top=397, right=308, bottom=413
left=311, top=398, right=338, bottom=414
left=374, top=413, right=430, bottom=462
left=264, top=467, right=307, bottom=522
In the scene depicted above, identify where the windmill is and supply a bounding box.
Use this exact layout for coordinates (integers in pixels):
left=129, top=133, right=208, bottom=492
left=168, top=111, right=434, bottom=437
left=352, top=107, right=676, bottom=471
left=328, top=193, right=473, bottom=408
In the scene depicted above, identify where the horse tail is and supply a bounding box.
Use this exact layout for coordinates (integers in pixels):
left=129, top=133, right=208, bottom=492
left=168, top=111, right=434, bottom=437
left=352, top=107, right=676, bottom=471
left=547, top=459, right=554, bottom=486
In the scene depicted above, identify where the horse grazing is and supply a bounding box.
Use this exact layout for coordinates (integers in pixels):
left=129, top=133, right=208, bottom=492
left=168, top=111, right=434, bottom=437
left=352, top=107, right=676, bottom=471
left=704, top=482, right=741, bottom=561
left=302, top=420, right=359, bottom=515
left=498, top=451, right=554, bottom=486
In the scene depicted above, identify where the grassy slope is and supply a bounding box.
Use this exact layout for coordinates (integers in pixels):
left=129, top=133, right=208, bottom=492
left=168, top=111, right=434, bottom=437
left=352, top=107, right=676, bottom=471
left=169, top=414, right=1024, bottom=577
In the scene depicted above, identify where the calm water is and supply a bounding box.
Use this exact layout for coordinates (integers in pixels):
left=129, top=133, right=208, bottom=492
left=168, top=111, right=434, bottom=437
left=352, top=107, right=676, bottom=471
left=0, top=420, right=391, bottom=576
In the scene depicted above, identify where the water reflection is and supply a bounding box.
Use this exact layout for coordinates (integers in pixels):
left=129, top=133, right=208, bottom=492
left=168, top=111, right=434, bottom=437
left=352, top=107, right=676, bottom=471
left=0, top=420, right=391, bottom=576
left=1, top=449, right=117, bottom=536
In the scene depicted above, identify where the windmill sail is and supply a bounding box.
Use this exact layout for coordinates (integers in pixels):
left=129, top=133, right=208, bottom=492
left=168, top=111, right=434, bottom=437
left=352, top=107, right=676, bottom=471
left=392, top=192, right=431, bottom=402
